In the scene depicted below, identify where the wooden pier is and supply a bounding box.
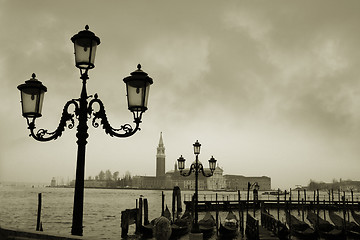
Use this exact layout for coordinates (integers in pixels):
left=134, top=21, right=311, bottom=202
left=183, top=190, right=360, bottom=212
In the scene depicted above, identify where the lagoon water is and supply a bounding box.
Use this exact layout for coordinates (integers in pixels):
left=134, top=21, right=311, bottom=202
left=1, top=184, right=359, bottom=239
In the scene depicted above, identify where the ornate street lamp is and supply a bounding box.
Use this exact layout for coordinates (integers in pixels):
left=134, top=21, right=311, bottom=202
left=177, top=140, right=217, bottom=233
left=17, top=25, right=153, bottom=236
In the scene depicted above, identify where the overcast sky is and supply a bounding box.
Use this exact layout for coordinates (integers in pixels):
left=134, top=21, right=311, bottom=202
left=1, top=0, right=360, bottom=190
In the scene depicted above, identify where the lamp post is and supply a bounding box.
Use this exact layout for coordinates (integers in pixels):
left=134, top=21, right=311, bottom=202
left=17, top=25, right=153, bottom=236
left=177, top=140, right=217, bottom=233
left=246, top=182, right=260, bottom=217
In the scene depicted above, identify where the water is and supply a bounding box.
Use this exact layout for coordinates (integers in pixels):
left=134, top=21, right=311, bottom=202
left=1, top=185, right=359, bottom=239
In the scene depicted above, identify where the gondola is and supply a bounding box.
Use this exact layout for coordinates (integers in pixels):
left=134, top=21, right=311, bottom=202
left=329, top=210, right=360, bottom=238
left=286, top=212, right=316, bottom=239
left=198, top=211, right=216, bottom=238
left=170, top=209, right=192, bottom=239
left=140, top=221, right=154, bottom=238
left=306, top=210, right=344, bottom=240
left=218, top=210, right=238, bottom=239
left=351, top=209, right=360, bottom=225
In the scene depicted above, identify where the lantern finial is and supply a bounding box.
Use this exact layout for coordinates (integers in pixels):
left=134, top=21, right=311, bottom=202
left=137, top=64, right=141, bottom=70
left=85, top=25, right=89, bottom=31
left=32, top=73, right=36, bottom=79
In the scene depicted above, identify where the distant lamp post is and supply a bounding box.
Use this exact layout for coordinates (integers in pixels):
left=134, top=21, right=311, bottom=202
left=17, top=25, right=153, bottom=236
left=177, top=140, right=217, bottom=233
left=247, top=182, right=260, bottom=217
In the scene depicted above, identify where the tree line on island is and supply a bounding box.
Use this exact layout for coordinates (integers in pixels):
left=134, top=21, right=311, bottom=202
left=86, top=169, right=133, bottom=188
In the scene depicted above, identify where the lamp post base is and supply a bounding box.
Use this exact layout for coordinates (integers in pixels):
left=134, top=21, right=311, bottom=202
left=188, top=232, right=203, bottom=240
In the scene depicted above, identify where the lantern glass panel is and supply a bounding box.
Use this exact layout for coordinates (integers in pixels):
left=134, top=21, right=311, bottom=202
left=193, top=141, right=201, bottom=155
left=126, top=80, right=150, bottom=112
left=74, top=39, right=97, bottom=69
left=177, top=156, right=185, bottom=170
left=209, top=156, right=217, bottom=172
left=20, top=88, right=45, bottom=118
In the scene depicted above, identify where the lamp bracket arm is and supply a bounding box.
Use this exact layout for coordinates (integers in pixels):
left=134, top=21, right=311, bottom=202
left=199, top=164, right=213, bottom=177
left=88, top=95, right=140, bottom=138
left=27, top=100, right=78, bottom=142
left=180, top=164, right=195, bottom=177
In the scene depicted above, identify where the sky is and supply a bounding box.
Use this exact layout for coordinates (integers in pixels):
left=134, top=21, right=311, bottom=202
left=1, top=0, right=360, bottom=190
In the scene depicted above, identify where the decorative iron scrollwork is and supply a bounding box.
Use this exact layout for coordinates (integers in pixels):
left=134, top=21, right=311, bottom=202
left=27, top=100, right=78, bottom=142
left=89, top=95, right=141, bottom=138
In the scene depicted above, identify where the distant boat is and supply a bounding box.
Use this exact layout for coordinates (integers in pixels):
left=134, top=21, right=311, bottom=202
left=218, top=210, right=238, bottom=239
left=262, top=190, right=285, bottom=196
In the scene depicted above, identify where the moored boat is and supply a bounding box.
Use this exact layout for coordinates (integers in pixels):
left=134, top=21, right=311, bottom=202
left=218, top=210, right=238, bottom=239
left=286, top=212, right=316, bottom=239
left=170, top=209, right=192, bottom=239
left=198, top=211, right=216, bottom=238
left=329, top=210, right=360, bottom=238
left=306, top=210, right=344, bottom=240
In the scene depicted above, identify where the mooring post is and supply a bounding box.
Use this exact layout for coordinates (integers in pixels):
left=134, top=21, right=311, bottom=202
left=121, top=210, right=129, bottom=238
left=139, top=197, right=143, bottom=228
left=216, top=193, right=219, bottom=236
left=144, top=198, right=149, bottom=225
left=161, top=191, right=165, bottom=216
left=277, top=189, right=280, bottom=220
left=297, top=190, right=300, bottom=215
left=304, top=189, right=307, bottom=204
left=301, top=198, right=304, bottom=221
left=36, top=193, right=42, bottom=231
left=351, top=189, right=354, bottom=206
left=343, top=191, right=346, bottom=229
left=238, top=190, right=243, bottom=236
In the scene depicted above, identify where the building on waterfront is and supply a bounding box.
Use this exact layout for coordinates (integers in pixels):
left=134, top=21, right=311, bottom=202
left=50, top=177, right=57, bottom=187
left=132, top=132, right=168, bottom=189
left=132, top=133, right=272, bottom=191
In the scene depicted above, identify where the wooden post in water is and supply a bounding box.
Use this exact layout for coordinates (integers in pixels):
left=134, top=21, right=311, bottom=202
left=216, top=193, right=219, bottom=236
left=144, top=198, right=149, bottom=225
left=139, top=197, right=143, bottom=227
left=304, top=189, right=307, bottom=204
left=301, top=198, right=304, bottom=221
left=351, top=189, right=354, bottom=206
left=277, top=189, right=280, bottom=220
left=343, top=191, right=346, bottom=230
left=36, top=193, right=42, bottom=231
left=297, top=190, right=300, bottom=215
left=161, top=191, right=165, bottom=216
left=238, top=190, right=243, bottom=236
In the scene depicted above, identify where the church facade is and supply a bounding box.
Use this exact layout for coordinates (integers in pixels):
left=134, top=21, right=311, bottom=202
left=132, top=133, right=272, bottom=191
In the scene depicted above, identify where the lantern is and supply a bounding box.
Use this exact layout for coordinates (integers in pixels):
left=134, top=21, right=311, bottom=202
left=71, top=25, right=100, bottom=70
left=17, top=73, right=47, bottom=118
left=208, top=156, right=217, bottom=173
left=177, top=155, right=186, bottom=171
left=123, top=64, right=153, bottom=114
left=193, top=140, right=201, bottom=155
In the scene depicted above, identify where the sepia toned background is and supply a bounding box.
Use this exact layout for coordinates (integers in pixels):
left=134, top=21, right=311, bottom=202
left=1, top=0, right=360, bottom=189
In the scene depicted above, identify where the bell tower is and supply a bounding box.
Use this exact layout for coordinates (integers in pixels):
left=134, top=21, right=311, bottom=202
left=156, top=132, right=166, bottom=177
